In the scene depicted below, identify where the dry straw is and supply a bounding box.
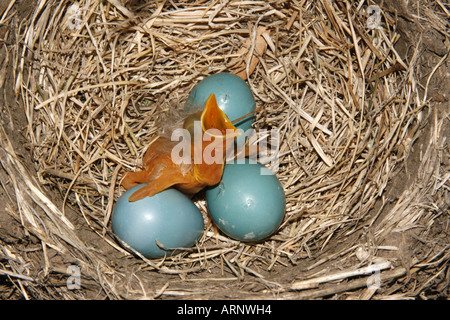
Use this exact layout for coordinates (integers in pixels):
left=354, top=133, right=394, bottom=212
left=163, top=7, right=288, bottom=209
left=1, top=0, right=448, bottom=299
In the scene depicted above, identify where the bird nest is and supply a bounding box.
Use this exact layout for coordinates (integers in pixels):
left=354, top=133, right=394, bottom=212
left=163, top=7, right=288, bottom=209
left=1, top=0, right=448, bottom=299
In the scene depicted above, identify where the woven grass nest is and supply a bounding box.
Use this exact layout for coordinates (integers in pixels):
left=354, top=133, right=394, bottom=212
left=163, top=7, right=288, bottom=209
left=1, top=0, right=449, bottom=299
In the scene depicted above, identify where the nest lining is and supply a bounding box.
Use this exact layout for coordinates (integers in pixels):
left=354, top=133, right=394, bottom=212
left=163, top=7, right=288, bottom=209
left=21, top=0, right=418, bottom=271
left=1, top=0, right=447, bottom=299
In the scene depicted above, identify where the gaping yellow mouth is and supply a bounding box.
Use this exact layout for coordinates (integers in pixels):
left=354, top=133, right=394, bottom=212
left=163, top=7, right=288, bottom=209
left=200, top=94, right=241, bottom=139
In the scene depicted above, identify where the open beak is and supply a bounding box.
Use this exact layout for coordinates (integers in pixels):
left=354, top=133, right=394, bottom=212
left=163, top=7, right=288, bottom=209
left=201, top=94, right=241, bottom=138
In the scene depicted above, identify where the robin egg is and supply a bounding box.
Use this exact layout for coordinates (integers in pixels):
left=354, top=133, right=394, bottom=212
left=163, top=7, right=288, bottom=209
left=184, top=72, right=256, bottom=134
left=112, top=185, right=204, bottom=259
left=205, top=159, right=285, bottom=242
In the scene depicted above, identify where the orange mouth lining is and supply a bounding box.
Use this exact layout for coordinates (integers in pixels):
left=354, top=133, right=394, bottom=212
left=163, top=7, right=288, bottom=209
left=200, top=94, right=241, bottom=138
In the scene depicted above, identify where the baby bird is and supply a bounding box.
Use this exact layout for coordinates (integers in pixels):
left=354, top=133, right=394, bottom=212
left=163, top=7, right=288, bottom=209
left=121, top=94, right=241, bottom=201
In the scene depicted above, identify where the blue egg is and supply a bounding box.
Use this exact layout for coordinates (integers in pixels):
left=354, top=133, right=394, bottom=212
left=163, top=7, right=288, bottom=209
left=205, top=160, right=285, bottom=242
left=112, top=185, right=204, bottom=259
left=184, top=72, right=256, bottom=133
